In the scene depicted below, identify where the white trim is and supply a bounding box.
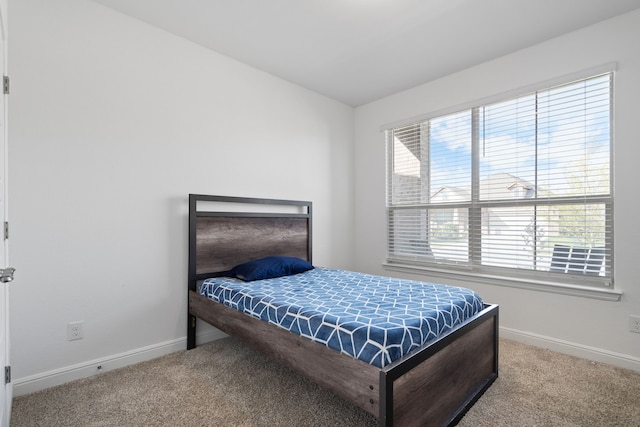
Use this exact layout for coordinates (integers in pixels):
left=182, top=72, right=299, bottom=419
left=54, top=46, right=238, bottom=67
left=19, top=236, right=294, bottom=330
left=380, top=61, right=618, bottom=131
left=501, top=327, right=640, bottom=373
left=12, top=325, right=639, bottom=399
left=13, top=329, right=226, bottom=397
left=382, top=262, right=622, bottom=301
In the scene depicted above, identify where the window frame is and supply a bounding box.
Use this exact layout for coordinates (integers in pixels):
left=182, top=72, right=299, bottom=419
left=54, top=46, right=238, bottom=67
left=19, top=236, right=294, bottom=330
left=383, top=65, right=619, bottom=300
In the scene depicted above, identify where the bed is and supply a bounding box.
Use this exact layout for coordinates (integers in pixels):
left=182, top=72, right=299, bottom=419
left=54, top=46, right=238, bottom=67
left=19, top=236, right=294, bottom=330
left=187, top=194, right=499, bottom=427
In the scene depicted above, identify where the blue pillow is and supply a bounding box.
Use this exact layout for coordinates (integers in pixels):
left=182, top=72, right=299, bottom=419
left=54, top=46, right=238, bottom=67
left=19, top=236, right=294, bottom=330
left=229, top=256, right=314, bottom=281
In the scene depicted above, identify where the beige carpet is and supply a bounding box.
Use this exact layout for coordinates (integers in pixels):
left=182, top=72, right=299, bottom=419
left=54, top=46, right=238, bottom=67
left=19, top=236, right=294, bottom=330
left=11, top=338, right=640, bottom=426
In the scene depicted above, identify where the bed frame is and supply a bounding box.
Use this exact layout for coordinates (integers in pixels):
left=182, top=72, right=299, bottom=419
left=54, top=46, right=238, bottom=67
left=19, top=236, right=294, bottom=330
left=187, top=194, right=499, bottom=427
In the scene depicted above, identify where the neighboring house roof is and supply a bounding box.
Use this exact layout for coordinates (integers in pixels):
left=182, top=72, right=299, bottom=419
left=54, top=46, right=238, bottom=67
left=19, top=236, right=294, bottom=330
left=480, top=172, right=537, bottom=200
left=431, top=173, right=542, bottom=201
left=430, top=186, right=470, bottom=201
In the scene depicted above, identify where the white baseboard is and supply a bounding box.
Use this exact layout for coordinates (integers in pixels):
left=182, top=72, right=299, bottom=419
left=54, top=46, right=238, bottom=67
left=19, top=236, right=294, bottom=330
left=13, top=329, right=226, bottom=397
left=500, top=327, right=640, bottom=372
left=15, top=326, right=639, bottom=397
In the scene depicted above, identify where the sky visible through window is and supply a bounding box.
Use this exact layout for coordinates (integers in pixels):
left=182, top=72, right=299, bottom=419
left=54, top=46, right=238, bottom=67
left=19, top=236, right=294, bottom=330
left=414, top=75, right=611, bottom=199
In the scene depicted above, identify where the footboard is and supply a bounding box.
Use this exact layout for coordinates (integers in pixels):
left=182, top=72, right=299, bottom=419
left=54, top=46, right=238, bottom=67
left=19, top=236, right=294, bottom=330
left=380, top=304, right=499, bottom=427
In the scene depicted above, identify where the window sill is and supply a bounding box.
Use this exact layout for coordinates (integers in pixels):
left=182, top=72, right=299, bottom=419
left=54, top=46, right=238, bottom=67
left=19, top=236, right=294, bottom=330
left=382, top=262, right=622, bottom=302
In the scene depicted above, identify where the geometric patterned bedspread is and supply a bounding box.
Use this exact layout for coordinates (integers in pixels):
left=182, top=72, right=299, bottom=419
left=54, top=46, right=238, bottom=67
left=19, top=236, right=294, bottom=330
left=199, top=268, right=484, bottom=368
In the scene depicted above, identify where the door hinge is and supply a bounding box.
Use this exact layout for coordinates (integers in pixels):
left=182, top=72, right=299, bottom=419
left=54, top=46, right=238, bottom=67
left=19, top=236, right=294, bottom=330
left=4, top=366, right=10, bottom=384
left=3, top=221, right=7, bottom=240
left=3, top=76, right=8, bottom=95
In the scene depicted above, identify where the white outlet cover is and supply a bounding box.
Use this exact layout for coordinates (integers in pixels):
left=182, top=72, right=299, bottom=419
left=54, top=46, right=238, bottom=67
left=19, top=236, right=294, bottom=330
left=630, top=315, right=640, bottom=334
left=67, top=321, right=84, bottom=341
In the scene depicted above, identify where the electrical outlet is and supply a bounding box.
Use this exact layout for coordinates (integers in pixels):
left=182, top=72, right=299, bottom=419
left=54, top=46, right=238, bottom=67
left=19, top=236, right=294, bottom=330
left=67, top=321, right=84, bottom=341
left=630, top=315, right=640, bottom=334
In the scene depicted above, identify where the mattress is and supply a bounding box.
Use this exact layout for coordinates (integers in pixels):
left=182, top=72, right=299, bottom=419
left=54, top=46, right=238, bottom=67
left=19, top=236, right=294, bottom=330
left=199, top=268, right=484, bottom=368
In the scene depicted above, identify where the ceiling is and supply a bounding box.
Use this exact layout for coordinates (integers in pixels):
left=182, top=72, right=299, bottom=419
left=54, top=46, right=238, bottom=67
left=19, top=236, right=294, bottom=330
left=90, top=0, right=640, bottom=106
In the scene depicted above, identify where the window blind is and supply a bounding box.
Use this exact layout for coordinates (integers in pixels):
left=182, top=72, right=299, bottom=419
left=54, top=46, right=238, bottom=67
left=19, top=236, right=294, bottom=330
left=386, top=73, right=612, bottom=287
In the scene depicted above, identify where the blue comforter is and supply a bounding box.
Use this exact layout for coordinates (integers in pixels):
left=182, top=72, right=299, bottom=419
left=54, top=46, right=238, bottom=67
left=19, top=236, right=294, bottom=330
left=199, top=268, right=484, bottom=368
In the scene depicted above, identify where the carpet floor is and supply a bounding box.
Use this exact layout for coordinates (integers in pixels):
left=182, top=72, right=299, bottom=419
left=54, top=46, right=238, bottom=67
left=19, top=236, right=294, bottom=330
left=11, top=337, right=640, bottom=426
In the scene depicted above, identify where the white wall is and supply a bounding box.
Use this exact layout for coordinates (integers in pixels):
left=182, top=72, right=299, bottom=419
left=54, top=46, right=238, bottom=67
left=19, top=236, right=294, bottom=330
left=9, top=0, right=354, bottom=393
left=354, top=9, right=640, bottom=370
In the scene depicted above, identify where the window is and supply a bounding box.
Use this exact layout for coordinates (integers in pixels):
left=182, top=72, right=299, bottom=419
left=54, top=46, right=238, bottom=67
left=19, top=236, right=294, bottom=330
left=386, top=73, right=612, bottom=288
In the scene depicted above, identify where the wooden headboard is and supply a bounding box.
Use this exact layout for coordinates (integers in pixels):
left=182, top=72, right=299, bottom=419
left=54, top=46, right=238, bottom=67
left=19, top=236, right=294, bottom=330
left=188, top=194, right=313, bottom=292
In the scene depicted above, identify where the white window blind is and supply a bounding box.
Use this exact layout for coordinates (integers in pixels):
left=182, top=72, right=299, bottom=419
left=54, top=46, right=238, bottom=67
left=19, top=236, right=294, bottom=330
left=386, top=73, right=612, bottom=287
